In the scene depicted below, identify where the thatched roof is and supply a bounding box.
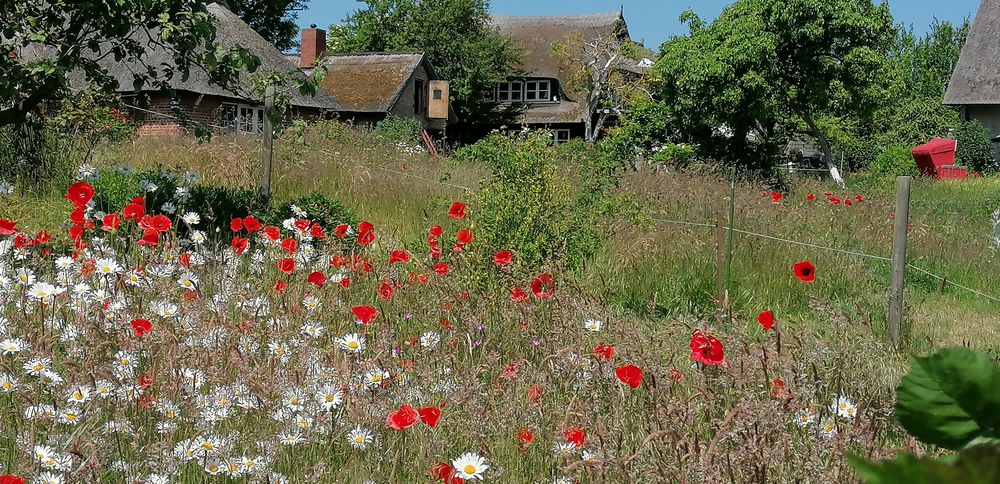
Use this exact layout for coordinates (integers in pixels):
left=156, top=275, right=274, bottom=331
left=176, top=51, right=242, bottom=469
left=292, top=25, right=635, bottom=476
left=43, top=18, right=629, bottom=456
left=493, top=13, right=626, bottom=79
left=318, top=53, right=427, bottom=113
left=60, top=3, right=339, bottom=109
left=944, top=0, right=1000, bottom=105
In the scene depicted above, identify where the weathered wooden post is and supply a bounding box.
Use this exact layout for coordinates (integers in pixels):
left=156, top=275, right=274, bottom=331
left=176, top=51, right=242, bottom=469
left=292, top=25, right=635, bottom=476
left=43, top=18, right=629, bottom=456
left=260, top=85, right=275, bottom=198
left=723, top=167, right=736, bottom=323
left=888, top=175, right=912, bottom=347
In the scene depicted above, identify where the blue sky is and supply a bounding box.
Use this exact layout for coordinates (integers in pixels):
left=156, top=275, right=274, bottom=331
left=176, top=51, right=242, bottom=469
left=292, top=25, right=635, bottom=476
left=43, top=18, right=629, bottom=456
left=298, top=0, right=980, bottom=49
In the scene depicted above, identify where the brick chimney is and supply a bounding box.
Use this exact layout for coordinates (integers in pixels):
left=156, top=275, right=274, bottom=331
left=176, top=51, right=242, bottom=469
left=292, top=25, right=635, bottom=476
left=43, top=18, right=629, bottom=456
left=300, top=25, right=326, bottom=69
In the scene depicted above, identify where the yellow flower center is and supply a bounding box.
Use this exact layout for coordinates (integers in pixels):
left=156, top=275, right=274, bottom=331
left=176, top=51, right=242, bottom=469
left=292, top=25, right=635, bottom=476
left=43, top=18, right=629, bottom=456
left=464, top=465, right=477, bottom=475
left=347, top=341, right=359, bottom=349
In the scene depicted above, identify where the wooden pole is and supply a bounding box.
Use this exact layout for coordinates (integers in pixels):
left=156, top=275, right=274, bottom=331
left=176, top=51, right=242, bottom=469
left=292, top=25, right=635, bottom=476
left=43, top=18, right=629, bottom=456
left=260, top=85, right=275, bottom=198
left=724, top=167, right=737, bottom=323
left=888, top=175, right=912, bottom=347
left=715, top=211, right=725, bottom=317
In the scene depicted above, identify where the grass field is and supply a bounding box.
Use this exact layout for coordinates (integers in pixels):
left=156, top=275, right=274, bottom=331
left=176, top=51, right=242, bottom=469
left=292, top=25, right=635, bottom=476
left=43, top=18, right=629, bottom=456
left=0, top=123, right=997, bottom=482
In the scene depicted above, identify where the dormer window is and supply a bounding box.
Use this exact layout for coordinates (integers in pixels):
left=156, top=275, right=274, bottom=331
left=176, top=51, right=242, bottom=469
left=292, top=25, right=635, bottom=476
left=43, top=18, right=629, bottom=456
left=496, top=79, right=555, bottom=103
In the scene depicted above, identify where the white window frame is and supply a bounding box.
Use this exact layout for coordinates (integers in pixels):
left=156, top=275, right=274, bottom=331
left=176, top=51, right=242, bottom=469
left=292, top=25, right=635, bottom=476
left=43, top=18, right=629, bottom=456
left=497, top=79, right=555, bottom=104
left=222, top=103, right=265, bottom=134
left=552, top=129, right=571, bottom=144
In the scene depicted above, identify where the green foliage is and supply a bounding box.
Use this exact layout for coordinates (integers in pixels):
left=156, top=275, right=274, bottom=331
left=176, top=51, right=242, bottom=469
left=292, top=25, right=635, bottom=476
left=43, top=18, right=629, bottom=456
left=0, top=122, right=81, bottom=195
left=0, top=1, right=261, bottom=126
left=654, top=0, right=898, bottom=170
left=226, top=0, right=308, bottom=52
left=332, top=0, right=522, bottom=124
left=891, top=19, right=970, bottom=100
left=602, top=100, right=676, bottom=168
left=650, top=143, right=698, bottom=168
left=956, top=121, right=996, bottom=174
left=460, top=131, right=627, bottom=270
left=49, top=90, right=136, bottom=143
left=267, top=192, right=357, bottom=230
left=851, top=347, right=1000, bottom=482
left=376, top=115, right=423, bottom=144
left=870, top=146, right=920, bottom=177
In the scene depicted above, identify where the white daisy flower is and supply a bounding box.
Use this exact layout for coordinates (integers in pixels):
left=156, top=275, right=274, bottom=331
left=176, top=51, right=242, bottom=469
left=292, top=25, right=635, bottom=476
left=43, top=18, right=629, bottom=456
left=452, top=452, right=489, bottom=480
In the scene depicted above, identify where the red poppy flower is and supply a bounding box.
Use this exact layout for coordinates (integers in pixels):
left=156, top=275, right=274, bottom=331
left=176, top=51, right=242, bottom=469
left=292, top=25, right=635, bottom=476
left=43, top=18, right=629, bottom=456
left=280, top=237, right=297, bottom=255
left=806, top=194, right=815, bottom=201
left=494, top=250, right=513, bottom=266
left=273, top=280, right=287, bottom=293
left=66, top=181, right=95, bottom=207
left=456, top=229, right=473, bottom=245
left=670, top=369, right=683, bottom=382
left=305, top=224, right=322, bottom=240
left=179, top=253, right=192, bottom=268
left=530, top=273, right=554, bottom=299
left=510, top=287, right=529, bottom=303
left=230, top=218, right=244, bottom=232
left=771, top=378, right=790, bottom=399
left=757, top=310, right=774, bottom=330
left=123, top=197, right=145, bottom=221
left=593, top=344, right=615, bottom=360
left=389, top=250, right=410, bottom=263
left=378, top=282, right=394, bottom=300
left=528, top=384, right=542, bottom=402
left=70, top=206, right=86, bottom=224
left=448, top=201, right=467, bottom=219
left=430, top=463, right=455, bottom=481
left=418, top=406, right=441, bottom=427
left=339, top=277, right=350, bottom=288
left=294, top=219, right=310, bottom=232
left=429, top=225, right=443, bottom=237
left=13, top=233, right=30, bottom=250
left=230, top=236, right=249, bottom=255
left=334, top=224, right=349, bottom=239
left=138, top=374, right=153, bottom=390
left=433, top=262, right=449, bottom=275
left=307, top=272, right=325, bottom=287
left=564, top=427, right=586, bottom=447
left=429, top=244, right=443, bottom=259
left=243, top=215, right=261, bottom=232
left=386, top=405, right=419, bottom=430
left=792, top=261, right=815, bottom=283
left=1, top=475, right=26, bottom=484
left=262, top=226, right=281, bottom=241
left=102, top=213, right=121, bottom=231
left=770, top=191, right=783, bottom=204
left=689, top=330, right=725, bottom=366
left=517, top=428, right=535, bottom=445
left=844, top=199, right=854, bottom=206
left=278, top=257, right=295, bottom=274
left=131, top=319, right=152, bottom=337
left=855, top=194, right=864, bottom=202
left=137, top=229, right=159, bottom=246
left=357, top=221, right=376, bottom=246
left=615, top=365, right=643, bottom=389
left=0, top=219, right=16, bottom=236
left=829, top=197, right=841, bottom=205
left=34, top=230, right=50, bottom=245
left=352, top=305, right=378, bottom=325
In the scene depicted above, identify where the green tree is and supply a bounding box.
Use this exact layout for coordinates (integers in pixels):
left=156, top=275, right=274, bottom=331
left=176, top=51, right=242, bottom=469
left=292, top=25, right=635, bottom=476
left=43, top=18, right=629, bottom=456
left=891, top=19, right=969, bottom=99
left=654, top=0, right=898, bottom=184
left=228, top=0, right=310, bottom=52
left=331, top=0, right=522, bottom=125
left=956, top=120, right=996, bottom=173
left=0, top=0, right=260, bottom=126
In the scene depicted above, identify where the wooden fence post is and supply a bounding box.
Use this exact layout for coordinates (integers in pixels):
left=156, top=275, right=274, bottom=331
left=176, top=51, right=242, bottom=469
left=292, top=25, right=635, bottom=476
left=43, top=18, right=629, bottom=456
left=260, top=85, right=275, bottom=198
left=888, top=175, right=912, bottom=347
left=723, top=167, right=737, bottom=323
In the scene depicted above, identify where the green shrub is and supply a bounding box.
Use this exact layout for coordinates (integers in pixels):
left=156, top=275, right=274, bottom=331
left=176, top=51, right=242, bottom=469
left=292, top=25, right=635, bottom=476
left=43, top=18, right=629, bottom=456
left=956, top=120, right=996, bottom=173
left=650, top=143, right=698, bottom=168
left=376, top=115, right=423, bottom=144
left=469, top=131, right=630, bottom=271
left=0, top=122, right=81, bottom=195
left=869, top=145, right=920, bottom=177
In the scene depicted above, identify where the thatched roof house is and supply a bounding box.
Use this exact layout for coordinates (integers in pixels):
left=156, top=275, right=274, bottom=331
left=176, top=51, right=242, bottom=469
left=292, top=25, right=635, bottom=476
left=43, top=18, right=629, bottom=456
left=64, top=1, right=339, bottom=136
left=489, top=12, right=653, bottom=141
left=316, top=52, right=456, bottom=130
left=944, top=0, right=1000, bottom=157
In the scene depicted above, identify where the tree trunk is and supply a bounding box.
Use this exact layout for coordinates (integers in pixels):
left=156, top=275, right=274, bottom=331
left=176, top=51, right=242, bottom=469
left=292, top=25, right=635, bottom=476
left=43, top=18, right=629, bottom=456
left=802, top=112, right=846, bottom=188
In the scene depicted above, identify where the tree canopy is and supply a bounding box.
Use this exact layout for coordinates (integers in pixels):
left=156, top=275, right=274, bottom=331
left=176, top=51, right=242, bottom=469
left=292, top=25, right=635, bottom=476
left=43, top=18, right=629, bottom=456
left=330, top=0, right=522, bottom=125
left=0, top=0, right=260, bottom=127
left=654, top=0, right=898, bottom=180
left=227, top=0, right=309, bottom=52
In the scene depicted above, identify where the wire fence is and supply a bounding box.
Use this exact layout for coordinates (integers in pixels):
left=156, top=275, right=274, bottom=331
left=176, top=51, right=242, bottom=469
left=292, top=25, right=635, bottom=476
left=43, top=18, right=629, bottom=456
left=116, top=108, right=999, bottom=305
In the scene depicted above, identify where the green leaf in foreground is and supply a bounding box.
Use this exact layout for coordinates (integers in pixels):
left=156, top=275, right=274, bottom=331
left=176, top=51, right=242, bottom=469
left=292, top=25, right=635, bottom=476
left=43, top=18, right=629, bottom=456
left=896, top=347, right=1000, bottom=450
left=850, top=446, right=1000, bottom=484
